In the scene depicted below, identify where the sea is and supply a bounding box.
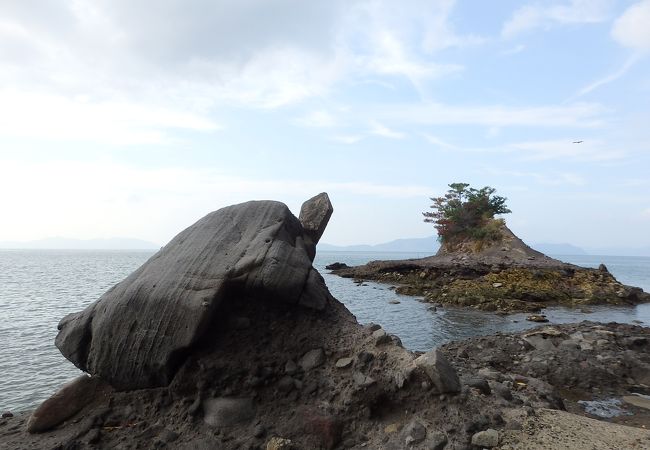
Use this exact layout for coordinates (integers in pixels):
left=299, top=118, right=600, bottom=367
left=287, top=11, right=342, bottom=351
left=1, top=249, right=649, bottom=413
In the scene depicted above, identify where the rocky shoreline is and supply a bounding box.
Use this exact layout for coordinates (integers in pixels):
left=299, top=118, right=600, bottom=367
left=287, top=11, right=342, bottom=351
left=2, top=320, right=649, bottom=449
left=1, top=196, right=649, bottom=449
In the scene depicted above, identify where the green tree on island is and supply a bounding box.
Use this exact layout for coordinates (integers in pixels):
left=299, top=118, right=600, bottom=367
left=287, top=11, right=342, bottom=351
left=423, top=183, right=511, bottom=249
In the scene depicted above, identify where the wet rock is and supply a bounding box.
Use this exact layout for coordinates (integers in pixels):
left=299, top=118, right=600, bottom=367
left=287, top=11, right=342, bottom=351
left=202, top=397, right=255, bottom=428
left=414, top=349, right=461, bottom=394
left=1, top=412, right=13, bottom=419
left=56, top=198, right=335, bottom=390
left=27, top=374, right=109, bottom=433
left=526, top=314, right=549, bottom=323
left=471, top=428, right=499, bottom=448
left=300, top=348, right=326, bottom=371
left=325, top=262, right=349, bottom=270
left=623, top=395, right=650, bottom=411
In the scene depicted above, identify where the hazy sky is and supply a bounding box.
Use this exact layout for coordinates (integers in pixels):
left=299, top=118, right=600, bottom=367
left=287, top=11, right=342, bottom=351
left=1, top=0, right=649, bottom=247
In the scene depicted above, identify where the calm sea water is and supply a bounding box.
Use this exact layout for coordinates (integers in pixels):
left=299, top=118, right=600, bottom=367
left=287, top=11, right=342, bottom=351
left=1, top=249, right=648, bottom=412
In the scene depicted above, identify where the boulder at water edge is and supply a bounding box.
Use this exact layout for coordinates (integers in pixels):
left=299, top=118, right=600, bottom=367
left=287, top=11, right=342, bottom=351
left=55, top=194, right=334, bottom=390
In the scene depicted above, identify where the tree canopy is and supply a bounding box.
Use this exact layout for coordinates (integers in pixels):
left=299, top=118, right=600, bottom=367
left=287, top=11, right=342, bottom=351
left=423, top=183, right=511, bottom=244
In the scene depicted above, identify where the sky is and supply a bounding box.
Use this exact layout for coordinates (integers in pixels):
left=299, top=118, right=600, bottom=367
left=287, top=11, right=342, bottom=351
left=1, top=0, right=649, bottom=249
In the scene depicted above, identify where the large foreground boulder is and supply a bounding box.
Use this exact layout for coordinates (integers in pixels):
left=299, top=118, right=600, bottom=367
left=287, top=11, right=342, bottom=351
left=56, top=194, right=334, bottom=390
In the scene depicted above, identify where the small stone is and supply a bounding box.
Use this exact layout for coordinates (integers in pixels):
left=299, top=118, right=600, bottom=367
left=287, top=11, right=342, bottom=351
left=465, top=377, right=491, bottom=395
left=389, top=300, right=401, bottom=304
left=158, top=429, right=179, bottom=444
left=373, top=328, right=391, bottom=346
left=285, top=360, right=298, bottom=375
left=27, top=375, right=109, bottom=433
left=401, top=419, right=426, bottom=445
left=353, top=371, right=376, bottom=388
left=366, top=323, right=382, bottom=332
left=414, top=349, right=461, bottom=394
left=427, top=431, right=448, bottom=450
left=494, top=383, right=513, bottom=401
left=526, top=314, right=549, bottom=323
left=492, top=283, right=503, bottom=288
left=203, top=397, right=255, bottom=428
left=84, top=428, right=101, bottom=445
left=1, top=412, right=13, bottom=419
left=471, top=428, right=499, bottom=448
left=300, top=348, right=326, bottom=371
left=335, top=357, right=353, bottom=369
left=298, top=407, right=342, bottom=449
left=384, top=423, right=399, bottom=434
left=266, top=437, right=293, bottom=450
left=253, top=424, right=266, bottom=438
left=277, top=376, right=295, bottom=393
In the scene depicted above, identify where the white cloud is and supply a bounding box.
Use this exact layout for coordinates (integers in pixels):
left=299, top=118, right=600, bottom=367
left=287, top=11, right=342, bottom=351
left=482, top=167, right=587, bottom=186
left=507, top=139, right=625, bottom=162
left=330, top=135, right=364, bottom=144
left=422, top=133, right=456, bottom=149
left=381, top=102, right=606, bottom=128
left=569, top=55, right=640, bottom=100
left=611, top=0, right=650, bottom=51
left=0, top=0, right=483, bottom=142
left=0, top=89, right=219, bottom=145
left=502, top=0, right=613, bottom=38
left=369, top=121, right=405, bottom=139
left=294, top=110, right=339, bottom=128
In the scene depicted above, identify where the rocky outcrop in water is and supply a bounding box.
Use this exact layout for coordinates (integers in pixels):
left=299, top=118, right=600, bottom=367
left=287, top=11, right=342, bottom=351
left=56, top=194, right=335, bottom=390
left=330, top=224, right=650, bottom=313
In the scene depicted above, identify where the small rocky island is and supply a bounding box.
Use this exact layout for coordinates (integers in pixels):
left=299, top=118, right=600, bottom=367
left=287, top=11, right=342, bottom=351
left=1, top=193, right=649, bottom=449
left=330, top=184, right=650, bottom=314
left=329, top=222, right=649, bottom=314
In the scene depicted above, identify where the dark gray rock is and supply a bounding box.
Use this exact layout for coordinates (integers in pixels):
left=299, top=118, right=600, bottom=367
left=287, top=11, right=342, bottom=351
left=401, top=419, right=426, bottom=445
left=300, top=348, right=326, bottom=371
left=426, top=431, right=448, bottom=450
left=27, top=375, right=109, bottom=433
left=299, top=192, right=333, bottom=260
left=471, top=429, right=499, bottom=448
left=203, top=397, right=255, bottom=428
left=56, top=198, right=335, bottom=390
left=414, top=349, right=461, bottom=394
left=465, top=377, right=491, bottom=395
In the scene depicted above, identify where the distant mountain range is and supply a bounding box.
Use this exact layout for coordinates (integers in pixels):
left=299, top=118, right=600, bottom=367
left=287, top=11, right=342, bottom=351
left=0, top=237, right=160, bottom=250
left=319, top=236, right=650, bottom=257
left=1, top=235, right=648, bottom=257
